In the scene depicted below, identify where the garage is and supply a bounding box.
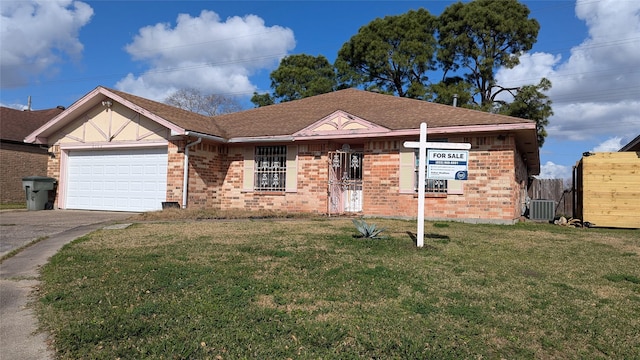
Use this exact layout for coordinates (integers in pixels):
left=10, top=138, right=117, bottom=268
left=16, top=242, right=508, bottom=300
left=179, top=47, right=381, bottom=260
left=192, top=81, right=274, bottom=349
left=65, top=147, right=168, bottom=212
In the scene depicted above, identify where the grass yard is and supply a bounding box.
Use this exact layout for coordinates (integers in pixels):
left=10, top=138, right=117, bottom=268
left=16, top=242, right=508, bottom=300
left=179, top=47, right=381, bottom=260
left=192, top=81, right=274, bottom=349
left=35, top=215, right=640, bottom=359
left=0, top=202, right=26, bottom=210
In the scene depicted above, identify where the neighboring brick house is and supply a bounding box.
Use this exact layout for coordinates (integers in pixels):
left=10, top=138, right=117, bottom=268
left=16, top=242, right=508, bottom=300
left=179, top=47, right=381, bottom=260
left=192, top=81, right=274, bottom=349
left=0, top=106, right=64, bottom=203
left=26, top=86, right=540, bottom=224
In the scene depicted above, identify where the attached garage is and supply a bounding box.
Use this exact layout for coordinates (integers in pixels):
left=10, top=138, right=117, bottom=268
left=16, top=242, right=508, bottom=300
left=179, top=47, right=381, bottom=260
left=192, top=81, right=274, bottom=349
left=65, top=147, right=168, bottom=212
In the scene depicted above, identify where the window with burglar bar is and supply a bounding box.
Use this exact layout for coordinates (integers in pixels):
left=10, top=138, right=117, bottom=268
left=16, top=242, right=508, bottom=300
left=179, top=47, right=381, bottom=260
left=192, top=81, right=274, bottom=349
left=414, top=150, right=447, bottom=193
left=255, top=146, right=287, bottom=191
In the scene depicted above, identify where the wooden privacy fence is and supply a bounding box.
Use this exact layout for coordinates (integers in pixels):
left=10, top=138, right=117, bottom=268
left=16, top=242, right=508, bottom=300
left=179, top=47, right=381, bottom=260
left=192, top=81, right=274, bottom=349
left=528, top=178, right=573, bottom=218
left=573, top=152, right=640, bottom=229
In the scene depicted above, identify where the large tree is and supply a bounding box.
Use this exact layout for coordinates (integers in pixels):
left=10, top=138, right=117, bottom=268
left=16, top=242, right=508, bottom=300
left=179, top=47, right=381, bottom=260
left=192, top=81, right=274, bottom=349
left=427, top=76, right=475, bottom=108
left=437, top=0, right=540, bottom=108
left=272, top=54, right=337, bottom=101
left=250, top=92, right=275, bottom=108
left=335, top=8, right=438, bottom=98
left=251, top=54, right=337, bottom=107
left=165, top=88, right=242, bottom=116
left=498, top=78, right=553, bottom=147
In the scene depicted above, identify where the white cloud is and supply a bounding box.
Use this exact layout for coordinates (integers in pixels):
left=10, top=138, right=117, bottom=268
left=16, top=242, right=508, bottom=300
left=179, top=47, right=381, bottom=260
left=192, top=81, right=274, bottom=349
left=496, top=0, right=640, bottom=143
left=546, top=100, right=639, bottom=141
left=116, top=10, right=296, bottom=102
left=496, top=52, right=560, bottom=91
left=537, top=161, right=572, bottom=180
left=0, top=0, right=93, bottom=88
left=591, top=136, right=624, bottom=152
left=0, top=102, right=27, bottom=110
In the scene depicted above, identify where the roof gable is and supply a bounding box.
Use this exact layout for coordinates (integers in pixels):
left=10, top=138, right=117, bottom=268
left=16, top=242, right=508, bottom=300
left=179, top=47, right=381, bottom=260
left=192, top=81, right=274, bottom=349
left=24, top=86, right=224, bottom=144
left=293, top=110, right=390, bottom=139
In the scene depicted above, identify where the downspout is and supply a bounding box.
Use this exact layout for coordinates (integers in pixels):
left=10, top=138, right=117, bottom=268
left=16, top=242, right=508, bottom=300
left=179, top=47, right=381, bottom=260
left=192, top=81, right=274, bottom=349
left=182, top=136, right=202, bottom=209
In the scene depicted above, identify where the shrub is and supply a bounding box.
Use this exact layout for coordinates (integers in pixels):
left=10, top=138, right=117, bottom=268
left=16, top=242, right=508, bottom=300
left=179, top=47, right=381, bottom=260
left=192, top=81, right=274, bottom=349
left=352, top=219, right=387, bottom=239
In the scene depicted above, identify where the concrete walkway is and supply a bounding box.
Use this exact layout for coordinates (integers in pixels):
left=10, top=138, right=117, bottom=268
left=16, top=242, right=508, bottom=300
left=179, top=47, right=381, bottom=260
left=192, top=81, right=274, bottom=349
left=0, top=210, right=135, bottom=360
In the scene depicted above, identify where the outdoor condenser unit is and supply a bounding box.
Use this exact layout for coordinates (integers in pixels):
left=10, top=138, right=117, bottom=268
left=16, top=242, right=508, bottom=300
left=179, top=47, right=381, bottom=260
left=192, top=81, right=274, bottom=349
left=529, top=200, right=556, bottom=221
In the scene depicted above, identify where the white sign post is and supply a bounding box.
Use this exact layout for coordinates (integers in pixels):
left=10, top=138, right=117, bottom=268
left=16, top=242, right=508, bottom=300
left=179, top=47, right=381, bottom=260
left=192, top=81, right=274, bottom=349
left=403, top=123, right=471, bottom=247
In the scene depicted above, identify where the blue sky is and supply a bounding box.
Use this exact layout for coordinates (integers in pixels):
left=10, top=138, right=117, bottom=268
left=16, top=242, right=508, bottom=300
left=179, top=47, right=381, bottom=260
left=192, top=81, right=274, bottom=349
left=2, top=0, right=639, bottom=181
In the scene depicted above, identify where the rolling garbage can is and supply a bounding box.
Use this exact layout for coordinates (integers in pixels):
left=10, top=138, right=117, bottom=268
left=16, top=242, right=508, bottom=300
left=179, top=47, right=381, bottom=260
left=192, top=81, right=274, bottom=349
left=22, top=176, right=56, bottom=210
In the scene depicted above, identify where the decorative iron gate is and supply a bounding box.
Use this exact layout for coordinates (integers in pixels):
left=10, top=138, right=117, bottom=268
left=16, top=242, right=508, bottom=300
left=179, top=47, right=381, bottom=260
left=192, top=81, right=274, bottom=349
left=328, top=149, right=363, bottom=215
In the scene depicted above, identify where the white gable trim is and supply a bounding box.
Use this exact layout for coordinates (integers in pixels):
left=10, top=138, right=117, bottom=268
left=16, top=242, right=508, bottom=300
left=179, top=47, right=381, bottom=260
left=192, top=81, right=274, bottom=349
left=106, top=89, right=185, bottom=135
left=293, top=110, right=390, bottom=139
left=25, top=87, right=186, bottom=144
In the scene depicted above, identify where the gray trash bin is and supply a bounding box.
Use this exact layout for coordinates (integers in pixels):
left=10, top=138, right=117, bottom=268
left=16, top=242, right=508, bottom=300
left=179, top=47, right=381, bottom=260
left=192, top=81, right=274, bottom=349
left=22, top=176, right=57, bottom=210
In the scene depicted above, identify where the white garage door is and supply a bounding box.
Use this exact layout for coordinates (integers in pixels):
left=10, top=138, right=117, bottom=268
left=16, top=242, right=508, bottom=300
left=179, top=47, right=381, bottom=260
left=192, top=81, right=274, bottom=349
left=66, top=147, right=168, bottom=212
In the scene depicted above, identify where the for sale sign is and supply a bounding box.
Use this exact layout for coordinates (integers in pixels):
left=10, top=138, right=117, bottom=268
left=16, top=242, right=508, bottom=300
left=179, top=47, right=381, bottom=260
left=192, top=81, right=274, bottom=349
left=427, top=149, right=469, bottom=180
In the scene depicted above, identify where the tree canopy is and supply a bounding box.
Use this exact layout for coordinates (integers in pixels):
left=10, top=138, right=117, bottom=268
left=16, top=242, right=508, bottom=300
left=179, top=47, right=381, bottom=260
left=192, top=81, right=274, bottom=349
left=335, top=8, right=438, bottom=98
left=254, top=0, right=550, bottom=147
left=437, top=0, right=540, bottom=107
left=426, top=76, right=475, bottom=108
left=250, top=54, right=337, bottom=107
left=165, top=88, right=242, bottom=116
left=497, top=78, right=553, bottom=147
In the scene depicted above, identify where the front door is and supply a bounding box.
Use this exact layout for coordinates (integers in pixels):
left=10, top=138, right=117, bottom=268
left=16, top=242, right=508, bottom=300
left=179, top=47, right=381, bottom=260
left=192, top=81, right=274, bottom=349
left=328, top=149, right=363, bottom=215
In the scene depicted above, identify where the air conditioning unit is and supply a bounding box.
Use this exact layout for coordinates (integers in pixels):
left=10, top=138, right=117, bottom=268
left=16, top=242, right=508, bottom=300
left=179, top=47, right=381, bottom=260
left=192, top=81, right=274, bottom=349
left=529, top=200, right=555, bottom=221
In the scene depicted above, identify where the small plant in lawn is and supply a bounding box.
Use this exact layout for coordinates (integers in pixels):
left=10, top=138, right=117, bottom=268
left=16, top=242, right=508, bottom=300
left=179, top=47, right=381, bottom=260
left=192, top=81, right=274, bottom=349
left=352, top=218, right=387, bottom=239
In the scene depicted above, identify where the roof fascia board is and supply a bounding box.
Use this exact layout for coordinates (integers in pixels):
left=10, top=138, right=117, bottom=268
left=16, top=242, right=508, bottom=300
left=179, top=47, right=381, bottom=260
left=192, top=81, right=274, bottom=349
left=406, top=122, right=537, bottom=135
left=228, top=123, right=536, bottom=144
left=104, top=89, right=186, bottom=135
left=619, top=134, right=640, bottom=151
left=24, top=87, right=104, bottom=144
left=184, top=131, right=227, bottom=143
left=24, top=87, right=188, bottom=144
left=228, top=135, right=295, bottom=143
left=228, top=123, right=536, bottom=143
left=291, top=122, right=537, bottom=141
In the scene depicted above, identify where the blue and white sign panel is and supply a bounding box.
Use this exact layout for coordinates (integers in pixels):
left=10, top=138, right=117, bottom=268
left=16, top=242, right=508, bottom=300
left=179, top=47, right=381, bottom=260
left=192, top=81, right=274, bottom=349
left=427, top=149, right=469, bottom=180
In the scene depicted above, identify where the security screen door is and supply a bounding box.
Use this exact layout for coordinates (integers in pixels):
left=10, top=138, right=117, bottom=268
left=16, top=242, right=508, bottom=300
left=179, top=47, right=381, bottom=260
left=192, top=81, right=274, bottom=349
left=328, top=148, right=363, bottom=214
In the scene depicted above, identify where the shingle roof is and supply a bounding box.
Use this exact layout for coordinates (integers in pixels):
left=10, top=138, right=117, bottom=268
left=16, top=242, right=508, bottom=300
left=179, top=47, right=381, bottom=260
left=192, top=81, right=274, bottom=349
left=103, top=87, right=535, bottom=139
left=211, top=88, right=535, bottom=138
left=619, top=134, right=640, bottom=152
left=104, top=87, right=228, bottom=137
left=0, top=106, right=64, bottom=142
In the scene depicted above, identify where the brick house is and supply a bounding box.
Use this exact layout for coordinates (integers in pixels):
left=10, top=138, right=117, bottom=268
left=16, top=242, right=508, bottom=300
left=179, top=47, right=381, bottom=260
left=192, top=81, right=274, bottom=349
left=0, top=106, right=64, bottom=203
left=26, top=86, right=540, bottom=224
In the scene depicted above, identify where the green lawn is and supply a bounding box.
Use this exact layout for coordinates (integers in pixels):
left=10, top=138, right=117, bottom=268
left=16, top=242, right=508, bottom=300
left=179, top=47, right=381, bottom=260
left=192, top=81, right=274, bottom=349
left=35, top=217, right=640, bottom=359
left=0, top=202, right=26, bottom=210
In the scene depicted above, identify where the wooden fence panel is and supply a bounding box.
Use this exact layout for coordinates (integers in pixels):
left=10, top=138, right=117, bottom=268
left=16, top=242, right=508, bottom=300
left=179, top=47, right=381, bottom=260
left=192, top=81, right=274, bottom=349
left=528, top=178, right=574, bottom=218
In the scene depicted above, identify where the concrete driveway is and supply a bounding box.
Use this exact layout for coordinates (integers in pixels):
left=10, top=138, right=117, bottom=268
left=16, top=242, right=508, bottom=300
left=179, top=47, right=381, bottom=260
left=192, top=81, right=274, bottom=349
left=0, top=209, right=135, bottom=258
left=0, top=209, right=136, bottom=360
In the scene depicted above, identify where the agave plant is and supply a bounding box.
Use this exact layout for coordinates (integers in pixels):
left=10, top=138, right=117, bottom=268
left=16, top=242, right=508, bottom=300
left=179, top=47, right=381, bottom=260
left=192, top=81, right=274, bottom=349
left=352, top=219, right=387, bottom=239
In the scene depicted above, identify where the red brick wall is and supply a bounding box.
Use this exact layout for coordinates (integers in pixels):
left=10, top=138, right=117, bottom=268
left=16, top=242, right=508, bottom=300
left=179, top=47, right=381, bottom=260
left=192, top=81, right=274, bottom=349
left=0, top=142, right=49, bottom=203
left=362, top=140, right=404, bottom=215
left=185, top=142, right=225, bottom=208
left=158, top=135, right=529, bottom=224
left=166, top=140, right=185, bottom=205
left=215, top=143, right=329, bottom=213
left=165, top=140, right=229, bottom=208
left=43, top=145, right=62, bottom=209
left=363, top=135, right=523, bottom=224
